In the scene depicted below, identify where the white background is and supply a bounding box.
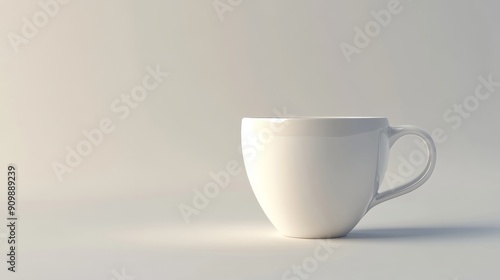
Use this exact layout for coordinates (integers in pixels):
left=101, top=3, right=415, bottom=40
left=0, top=0, right=499, bottom=279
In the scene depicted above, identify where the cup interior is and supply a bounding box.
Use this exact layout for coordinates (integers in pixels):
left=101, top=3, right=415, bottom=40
left=242, top=117, right=389, bottom=137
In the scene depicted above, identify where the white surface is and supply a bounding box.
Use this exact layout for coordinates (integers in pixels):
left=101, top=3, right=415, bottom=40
left=1, top=156, right=499, bottom=280
left=0, top=0, right=499, bottom=279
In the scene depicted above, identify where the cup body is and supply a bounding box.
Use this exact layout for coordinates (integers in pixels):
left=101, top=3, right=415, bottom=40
left=241, top=117, right=390, bottom=238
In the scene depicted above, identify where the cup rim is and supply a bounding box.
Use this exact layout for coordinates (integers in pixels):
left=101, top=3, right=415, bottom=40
left=243, top=116, right=387, bottom=120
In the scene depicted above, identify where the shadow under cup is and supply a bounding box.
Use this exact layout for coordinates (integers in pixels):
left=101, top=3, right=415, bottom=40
left=241, top=117, right=393, bottom=238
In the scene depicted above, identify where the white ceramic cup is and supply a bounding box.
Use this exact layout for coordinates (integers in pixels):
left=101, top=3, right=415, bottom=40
left=241, top=117, right=436, bottom=238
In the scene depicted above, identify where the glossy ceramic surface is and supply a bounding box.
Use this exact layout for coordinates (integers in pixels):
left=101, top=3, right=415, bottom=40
left=241, top=117, right=436, bottom=238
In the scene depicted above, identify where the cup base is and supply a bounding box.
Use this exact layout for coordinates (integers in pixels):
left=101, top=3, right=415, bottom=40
left=280, top=232, right=349, bottom=239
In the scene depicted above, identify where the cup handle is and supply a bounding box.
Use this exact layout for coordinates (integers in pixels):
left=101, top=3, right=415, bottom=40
left=368, top=125, right=437, bottom=210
